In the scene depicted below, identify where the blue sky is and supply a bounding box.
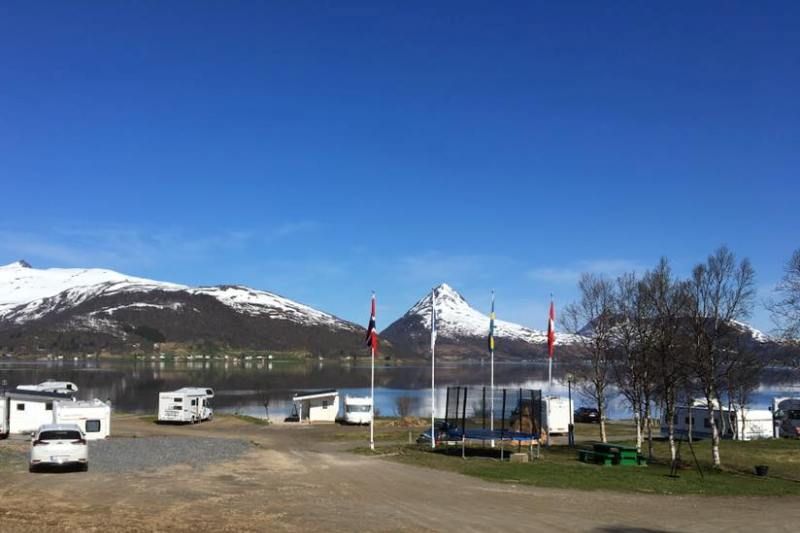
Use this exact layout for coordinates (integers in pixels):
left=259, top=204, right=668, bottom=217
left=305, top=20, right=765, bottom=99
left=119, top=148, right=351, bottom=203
left=1, top=2, right=797, bottom=332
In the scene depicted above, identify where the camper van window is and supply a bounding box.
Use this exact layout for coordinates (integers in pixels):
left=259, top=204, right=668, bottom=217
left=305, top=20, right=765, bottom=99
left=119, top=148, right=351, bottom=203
left=322, top=400, right=329, bottom=409
left=67, top=384, right=73, bottom=390
left=173, top=397, right=182, bottom=402
left=788, top=410, right=800, bottom=420
left=16, top=403, right=24, bottom=411
left=85, top=420, right=101, bottom=433
left=45, top=402, right=53, bottom=411
left=191, top=399, right=197, bottom=406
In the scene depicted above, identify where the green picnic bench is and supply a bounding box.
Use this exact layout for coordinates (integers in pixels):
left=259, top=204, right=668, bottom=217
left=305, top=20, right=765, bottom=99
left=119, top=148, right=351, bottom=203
left=577, top=442, right=646, bottom=466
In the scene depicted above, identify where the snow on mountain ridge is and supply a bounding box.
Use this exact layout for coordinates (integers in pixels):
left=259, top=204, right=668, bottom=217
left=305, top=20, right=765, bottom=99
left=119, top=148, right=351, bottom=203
left=403, top=283, right=578, bottom=345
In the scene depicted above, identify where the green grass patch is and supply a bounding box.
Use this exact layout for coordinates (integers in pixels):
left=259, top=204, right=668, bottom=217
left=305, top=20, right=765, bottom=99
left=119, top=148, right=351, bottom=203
left=354, top=438, right=800, bottom=496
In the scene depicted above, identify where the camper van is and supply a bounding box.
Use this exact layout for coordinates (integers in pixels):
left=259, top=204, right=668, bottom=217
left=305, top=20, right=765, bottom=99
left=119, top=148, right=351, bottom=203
left=342, top=395, right=372, bottom=425
left=0, top=395, right=7, bottom=438
left=6, top=390, right=74, bottom=435
left=661, top=401, right=773, bottom=441
left=53, top=399, right=111, bottom=440
left=17, top=380, right=78, bottom=395
left=542, top=396, right=573, bottom=435
left=772, top=397, right=800, bottom=438
left=157, top=387, right=214, bottom=423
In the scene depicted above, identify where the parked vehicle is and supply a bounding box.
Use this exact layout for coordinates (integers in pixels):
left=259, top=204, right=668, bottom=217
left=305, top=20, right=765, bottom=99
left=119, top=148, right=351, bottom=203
left=342, top=395, right=372, bottom=425
left=574, top=407, right=600, bottom=423
left=53, top=399, right=111, bottom=440
left=0, top=394, right=7, bottom=438
left=5, top=389, right=74, bottom=435
left=542, top=396, right=573, bottom=435
left=157, top=387, right=214, bottom=423
left=772, top=397, right=800, bottom=438
left=661, top=401, right=773, bottom=441
left=17, top=380, right=78, bottom=395
left=29, top=423, right=88, bottom=472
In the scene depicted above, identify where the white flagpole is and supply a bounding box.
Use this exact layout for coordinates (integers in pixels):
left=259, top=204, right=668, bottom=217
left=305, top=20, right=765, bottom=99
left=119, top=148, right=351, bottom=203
left=370, top=345, right=375, bottom=451
left=490, top=290, right=495, bottom=448
left=430, top=289, right=436, bottom=449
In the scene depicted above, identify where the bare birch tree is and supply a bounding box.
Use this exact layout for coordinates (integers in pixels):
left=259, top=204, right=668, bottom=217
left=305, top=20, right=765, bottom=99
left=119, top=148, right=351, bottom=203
left=642, top=258, right=690, bottom=462
left=688, top=246, right=756, bottom=468
left=769, top=248, right=800, bottom=342
left=562, top=273, right=615, bottom=443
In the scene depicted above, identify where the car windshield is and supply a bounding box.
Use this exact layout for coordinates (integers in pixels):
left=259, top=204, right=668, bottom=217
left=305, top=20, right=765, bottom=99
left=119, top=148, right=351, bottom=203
left=347, top=405, right=370, bottom=413
left=39, top=430, right=82, bottom=440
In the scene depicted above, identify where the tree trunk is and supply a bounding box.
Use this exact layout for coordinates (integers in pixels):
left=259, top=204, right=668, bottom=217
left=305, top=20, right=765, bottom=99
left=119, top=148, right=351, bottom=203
left=645, top=400, right=653, bottom=461
left=598, top=403, right=608, bottom=443
left=633, top=407, right=643, bottom=453
left=707, top=399, right=722, bottom=468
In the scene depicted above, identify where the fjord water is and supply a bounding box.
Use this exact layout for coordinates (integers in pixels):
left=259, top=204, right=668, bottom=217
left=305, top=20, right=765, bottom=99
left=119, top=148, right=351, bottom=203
left=1, top=359, right=797, bottom=420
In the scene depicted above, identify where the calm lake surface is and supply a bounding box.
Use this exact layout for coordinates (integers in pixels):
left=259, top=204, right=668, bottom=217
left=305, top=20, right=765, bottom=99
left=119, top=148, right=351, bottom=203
left=1, top=358, right=798, bottom=420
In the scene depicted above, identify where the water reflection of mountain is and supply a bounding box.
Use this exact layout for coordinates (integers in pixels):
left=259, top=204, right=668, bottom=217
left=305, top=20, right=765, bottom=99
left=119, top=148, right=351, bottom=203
left=1, top=360, right=798, bottom=417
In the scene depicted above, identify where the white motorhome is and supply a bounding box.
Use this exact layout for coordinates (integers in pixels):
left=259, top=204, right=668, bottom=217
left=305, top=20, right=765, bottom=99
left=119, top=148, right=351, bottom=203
left=661, top=401, right=773, bottom=441
left=17, top=380, right=78, bottom=395
left=6, top=390, right=74, bottom=435
left=0, top=394, right=7, bottom=437
left=342, top=395, right=372, bottom=425
left=542, top=396, right=573, bottom=435
left=53, top=399, right=111, bottom=440
left=772, top=397, right=800, bottom=438
left=157, top=387, right=214, bottom=423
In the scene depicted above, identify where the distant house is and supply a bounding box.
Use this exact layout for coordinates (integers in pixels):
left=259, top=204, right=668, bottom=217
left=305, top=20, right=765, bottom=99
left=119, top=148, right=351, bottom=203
left=293, top=390, right=339, bottom=423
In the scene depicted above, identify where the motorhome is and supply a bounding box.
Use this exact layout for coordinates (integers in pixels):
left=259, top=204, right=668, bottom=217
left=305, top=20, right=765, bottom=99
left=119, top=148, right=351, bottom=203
left=772, top=397, right=800, bottom=438
left=542, top=396, right=573, bottom=435
left=661, top=400, right=773, bottom=441
left=342, top=395, right=372, bottom=425
left=5, top=389, right=74, bottom=435
left=0, top=394, right=7, bottom=437
left=17, top=380, right=78, bottom=395
left=53, top=399, right=111, bottom=439
left=157, top=387, right=214, bottom=423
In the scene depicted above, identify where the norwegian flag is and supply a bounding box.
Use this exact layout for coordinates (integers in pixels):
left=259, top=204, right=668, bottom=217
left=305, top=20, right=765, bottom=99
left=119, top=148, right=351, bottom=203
left=547, top=300, right=556, bottom=359
left=365, top=293, right=378, bottom=353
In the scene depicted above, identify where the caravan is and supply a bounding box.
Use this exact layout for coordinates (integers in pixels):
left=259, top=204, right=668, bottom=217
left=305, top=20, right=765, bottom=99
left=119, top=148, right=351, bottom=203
left=6, top=390, right=74, bottom=435
left=542, top=396, right=573, bottom=435
left=157, top=387, right=214, bottom=423
left=53, top=399, right=111, bottom=440
left=662, top=400, right=773, bottom=441
left=17, top=380, right=78, bottom=395
left=342, top=395, right=372, bottom=425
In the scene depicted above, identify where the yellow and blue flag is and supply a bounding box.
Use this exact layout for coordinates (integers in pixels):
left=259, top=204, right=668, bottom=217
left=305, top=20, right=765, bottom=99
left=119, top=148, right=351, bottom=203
left=488, top=291, right=495, bottom=352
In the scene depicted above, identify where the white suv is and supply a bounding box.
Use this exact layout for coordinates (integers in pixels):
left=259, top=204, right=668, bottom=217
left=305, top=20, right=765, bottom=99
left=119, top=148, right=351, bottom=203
left=29, top=424, right=89, bottom=472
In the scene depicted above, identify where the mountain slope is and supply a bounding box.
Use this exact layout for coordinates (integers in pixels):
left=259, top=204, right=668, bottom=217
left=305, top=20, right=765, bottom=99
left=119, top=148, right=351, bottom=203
left=0, top=261, right=367, bottom=356
left=381, top=284, right=580, bottom=359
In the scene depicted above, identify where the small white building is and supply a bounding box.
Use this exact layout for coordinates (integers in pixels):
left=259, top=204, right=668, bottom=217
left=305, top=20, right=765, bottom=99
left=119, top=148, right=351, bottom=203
left=53, top=399, right=111, bottom=439
left=293, top=390, right=339, bottom=423
left=5, top=389, right=74, bottom=435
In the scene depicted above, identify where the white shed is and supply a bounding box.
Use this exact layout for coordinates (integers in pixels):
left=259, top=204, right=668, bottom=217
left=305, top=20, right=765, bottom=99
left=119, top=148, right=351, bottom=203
left=293, top=390, right=339, bottom=423
left=6, top=389, right=74, bottom=435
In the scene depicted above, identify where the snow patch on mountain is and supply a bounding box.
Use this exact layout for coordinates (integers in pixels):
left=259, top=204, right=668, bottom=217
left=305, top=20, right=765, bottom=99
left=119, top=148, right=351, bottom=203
left=403, top=283, right=580, bottom=345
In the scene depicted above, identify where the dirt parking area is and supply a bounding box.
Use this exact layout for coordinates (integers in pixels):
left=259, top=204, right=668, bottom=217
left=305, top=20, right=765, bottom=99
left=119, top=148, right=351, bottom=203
left=0, top=415, right=796, bottom=532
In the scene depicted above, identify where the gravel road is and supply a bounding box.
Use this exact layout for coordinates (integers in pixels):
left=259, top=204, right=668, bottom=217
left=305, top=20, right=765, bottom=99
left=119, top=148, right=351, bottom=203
left=89, top=436, right=251, bottom=473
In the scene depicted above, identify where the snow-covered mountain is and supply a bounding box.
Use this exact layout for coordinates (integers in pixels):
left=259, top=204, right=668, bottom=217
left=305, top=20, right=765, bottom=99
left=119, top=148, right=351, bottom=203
left=381, top=284, right=581, bottom=359
left=0, top=261, right=364, bottom=355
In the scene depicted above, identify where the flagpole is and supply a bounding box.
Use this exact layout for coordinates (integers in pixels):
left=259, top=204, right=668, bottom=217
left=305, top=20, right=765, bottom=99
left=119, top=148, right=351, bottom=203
left=430, top=289, right=436, bottom=450
left=370, top=344, right=375, bottom=451
left=490, top=290, right=495, bottom=448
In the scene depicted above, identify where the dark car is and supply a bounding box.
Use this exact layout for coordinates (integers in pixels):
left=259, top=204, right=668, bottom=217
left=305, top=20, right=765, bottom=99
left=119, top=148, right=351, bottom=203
left=574, top=407, right=600, bottom=423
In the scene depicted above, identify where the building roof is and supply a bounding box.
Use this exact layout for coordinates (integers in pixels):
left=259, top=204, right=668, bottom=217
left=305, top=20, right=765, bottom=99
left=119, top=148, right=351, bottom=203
left=293, top=389, right=338, bottom=401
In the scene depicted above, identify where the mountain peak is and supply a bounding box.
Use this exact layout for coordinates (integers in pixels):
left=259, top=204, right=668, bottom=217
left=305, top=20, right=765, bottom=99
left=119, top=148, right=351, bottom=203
left=1, top=260, right=32, bottom=269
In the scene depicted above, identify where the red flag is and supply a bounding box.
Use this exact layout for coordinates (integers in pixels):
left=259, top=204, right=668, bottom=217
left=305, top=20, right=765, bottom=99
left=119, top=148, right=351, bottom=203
left=365, top=293, right=378, bottom=354
left=547, top=300, right=555, bottom=359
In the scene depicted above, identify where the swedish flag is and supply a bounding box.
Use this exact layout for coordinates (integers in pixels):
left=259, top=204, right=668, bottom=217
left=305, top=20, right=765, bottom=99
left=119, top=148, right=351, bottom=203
left=488, top=291, right=495, bottom=353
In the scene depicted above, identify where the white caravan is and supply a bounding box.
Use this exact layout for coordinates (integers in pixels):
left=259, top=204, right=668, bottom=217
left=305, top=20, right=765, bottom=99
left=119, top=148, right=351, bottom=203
left=17, top=380, right=79, bottom=395
left=661, top=401, right=773, bottom=441
left=772, top=397, right=800, bottom=438
left=157, top=387, right=214, bottom=423
left=6, top=390, right=74, bottom=435
left=53, top=399, right=111, bottom=440
left=342, top=395, right=372, bottom=425
left=0, top=395, right=7, bottom=437
left=542, top=396, right=573, bottom=435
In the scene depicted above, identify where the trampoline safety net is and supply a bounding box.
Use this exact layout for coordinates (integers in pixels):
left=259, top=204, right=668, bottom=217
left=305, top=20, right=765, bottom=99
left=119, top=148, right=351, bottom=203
left=443, top=386, right=543, bottom=438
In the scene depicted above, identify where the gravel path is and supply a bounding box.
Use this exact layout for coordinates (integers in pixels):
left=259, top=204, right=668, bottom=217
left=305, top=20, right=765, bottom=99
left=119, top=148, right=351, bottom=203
left=89, top=436, right=251, bottom=473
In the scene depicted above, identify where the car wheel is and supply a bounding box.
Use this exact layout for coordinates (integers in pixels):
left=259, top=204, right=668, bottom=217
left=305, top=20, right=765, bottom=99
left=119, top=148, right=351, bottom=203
left=29, top=464, right=37, bottom=473
left=80, top=463, right=89, bottom=472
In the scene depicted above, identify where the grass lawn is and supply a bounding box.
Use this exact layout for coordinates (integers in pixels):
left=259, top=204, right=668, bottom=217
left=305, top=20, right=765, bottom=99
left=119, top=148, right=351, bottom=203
left=354, top=421, right=800, bottom=496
